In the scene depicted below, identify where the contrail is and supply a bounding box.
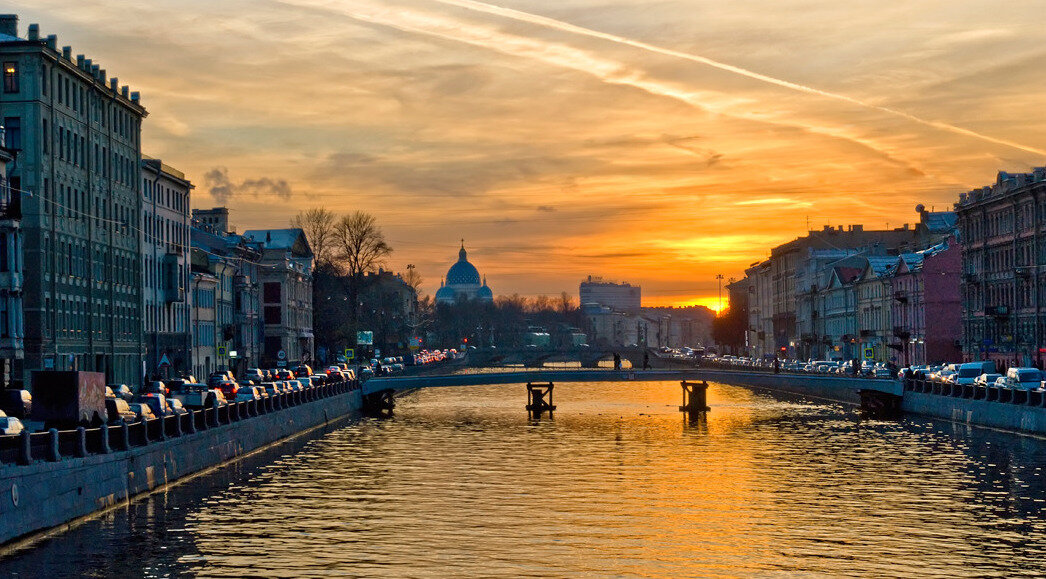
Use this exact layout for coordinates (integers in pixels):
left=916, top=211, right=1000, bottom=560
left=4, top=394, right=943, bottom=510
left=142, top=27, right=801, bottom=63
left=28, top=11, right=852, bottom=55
left=433, top=0, right=1046, bottom=158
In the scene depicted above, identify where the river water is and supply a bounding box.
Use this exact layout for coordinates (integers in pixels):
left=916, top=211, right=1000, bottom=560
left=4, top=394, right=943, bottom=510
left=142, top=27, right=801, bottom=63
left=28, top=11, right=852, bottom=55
left=3, top=380, right=1046, bottom=578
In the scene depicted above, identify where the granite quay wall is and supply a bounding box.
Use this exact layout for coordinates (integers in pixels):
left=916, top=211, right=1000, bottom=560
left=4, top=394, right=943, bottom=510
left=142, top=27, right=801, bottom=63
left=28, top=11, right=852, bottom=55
left=0, top=380, right=363, bottom=546
left=902, top=379, right=1046, bottom=435
left=697, top=370, right=899, bottom=405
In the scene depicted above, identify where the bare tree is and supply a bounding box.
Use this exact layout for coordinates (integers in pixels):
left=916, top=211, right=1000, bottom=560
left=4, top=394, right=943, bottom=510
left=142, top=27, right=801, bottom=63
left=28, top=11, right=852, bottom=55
left=291, top=208, right=338, bottom=266
left=402, top=263, right=424, bottom=295
left=333, top=211, right=393, bottom=332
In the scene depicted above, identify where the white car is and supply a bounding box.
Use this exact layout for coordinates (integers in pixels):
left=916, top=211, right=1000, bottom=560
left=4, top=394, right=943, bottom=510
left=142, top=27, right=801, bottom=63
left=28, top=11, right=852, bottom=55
left=1004, top=368, right=1042, bottom=390
left=0, top=416, right=23, bottom=435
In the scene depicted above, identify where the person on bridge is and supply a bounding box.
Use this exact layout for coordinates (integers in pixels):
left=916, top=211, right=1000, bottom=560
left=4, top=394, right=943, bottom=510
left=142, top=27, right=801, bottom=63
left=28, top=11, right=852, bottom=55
left=613, top=353, right=622, bottom=371
left=643, top=352, right=651, bottom=370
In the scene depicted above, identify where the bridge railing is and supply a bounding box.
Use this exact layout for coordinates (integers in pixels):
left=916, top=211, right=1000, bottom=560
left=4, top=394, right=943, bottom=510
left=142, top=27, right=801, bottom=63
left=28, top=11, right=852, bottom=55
left=0, top=376, right=362, bottom=468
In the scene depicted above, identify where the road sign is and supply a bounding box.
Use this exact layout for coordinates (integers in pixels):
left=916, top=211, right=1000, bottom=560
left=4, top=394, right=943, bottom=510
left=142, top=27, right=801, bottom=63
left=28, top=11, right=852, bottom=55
left=277, top=349, right=287, bottom=360
left=344, top=348, right=355, bottom=361
left=356, top=331, right=374, bottom=345
left=276, top=360, right=287, bottom=367
left=863, top=347, right=874, bottom=360
left=218, top=346, right=227, bottom=357
left=158, top=353, right=172, bottom=368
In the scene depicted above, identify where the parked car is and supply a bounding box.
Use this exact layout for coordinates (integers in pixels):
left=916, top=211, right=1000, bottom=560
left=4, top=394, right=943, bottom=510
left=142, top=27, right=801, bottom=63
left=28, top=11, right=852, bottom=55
left=215, top=380, right=239, bottom=400
left=140, top=393, right=174, bottom=417
left=293, top=364, right=313, bottom=378
left=243, top=368, right=265, bottom=383
left=235, top=386, right=263, bottom=402
left=105, top=397, right=137, bottom=424
left=0, top=416, right=24, bottom=435
left=128, top=403, right=156, bottom=421
left=1004, top=367, right=1042, bottom=390
left=0, top=389, right=31, bottom=418
left=974, top=373, right=1002, bottom=386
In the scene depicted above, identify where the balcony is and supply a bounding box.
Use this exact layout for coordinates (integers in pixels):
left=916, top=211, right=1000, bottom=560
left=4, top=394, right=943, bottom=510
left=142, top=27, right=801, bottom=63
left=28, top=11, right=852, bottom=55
left=0, top=190, right=20, bottom=221
left=892, top=326, right=911, bottom=340
left=985, top=305, right=1010, bottom=317
left=893, top=290, right=908, bottom=303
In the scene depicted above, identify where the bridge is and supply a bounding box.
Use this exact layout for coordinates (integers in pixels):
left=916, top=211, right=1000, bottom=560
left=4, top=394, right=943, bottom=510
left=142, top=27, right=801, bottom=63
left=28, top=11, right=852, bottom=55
left=361, top=368, right=901, bottom=416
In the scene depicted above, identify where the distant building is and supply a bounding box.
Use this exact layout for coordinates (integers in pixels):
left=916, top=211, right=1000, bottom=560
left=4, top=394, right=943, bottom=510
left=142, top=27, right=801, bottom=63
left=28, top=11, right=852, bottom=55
left=243, top=228, right=314, bottom=366
left=189, top=256, right=218, bottom=380
left=1, top=16, right=147, bottom=385
left=435, top=243, right=493, bottom=304
left=956, top=168, right=1046, bottom=368
left=361, top=268, right=419, bottom=348
left=191, top=207, right=231, bottom=235
left=890, top=239, right=961, bottom=366
left=191, top=225, right=263, bottom=376
left=141, top=157, right=191, bottom=378
left=579, top=276, right=640, bottom=312
left=742, top=213, right=950, bottom=359
left=0, top=120, right=22, bottom=385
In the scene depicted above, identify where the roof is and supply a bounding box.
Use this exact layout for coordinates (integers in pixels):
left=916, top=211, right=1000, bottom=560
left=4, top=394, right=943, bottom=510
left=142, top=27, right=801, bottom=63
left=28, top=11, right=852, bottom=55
left=243, top=228, right=313, bottom=258
left=922, top=211, right=957, bottom=233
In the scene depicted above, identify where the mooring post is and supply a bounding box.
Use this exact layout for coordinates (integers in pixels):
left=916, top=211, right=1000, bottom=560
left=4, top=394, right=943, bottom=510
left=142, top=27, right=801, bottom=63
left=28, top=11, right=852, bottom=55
left=526, top=382, right=556, bottom=416
left=680, top=380, right=710, bottom=413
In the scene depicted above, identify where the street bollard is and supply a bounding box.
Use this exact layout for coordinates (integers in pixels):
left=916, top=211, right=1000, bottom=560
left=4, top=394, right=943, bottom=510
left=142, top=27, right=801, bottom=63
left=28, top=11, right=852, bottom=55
left=75, top=427, right=88, bottom=458
left=99, top=423, right=111, bottom=454
left=47, top=428, right=60, bottom=462
left=120, top=421, right=131, bottom=450
left=19, top=430, right=33, bottom=465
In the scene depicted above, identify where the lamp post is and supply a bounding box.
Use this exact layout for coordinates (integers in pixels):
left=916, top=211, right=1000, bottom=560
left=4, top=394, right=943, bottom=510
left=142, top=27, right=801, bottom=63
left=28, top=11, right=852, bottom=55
left=715, top=274, right=724, bottom=315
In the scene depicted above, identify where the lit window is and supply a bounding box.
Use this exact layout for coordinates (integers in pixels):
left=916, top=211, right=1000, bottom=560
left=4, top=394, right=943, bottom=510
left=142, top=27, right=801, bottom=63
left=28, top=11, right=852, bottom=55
left=2, top=62, right=16, bottom=93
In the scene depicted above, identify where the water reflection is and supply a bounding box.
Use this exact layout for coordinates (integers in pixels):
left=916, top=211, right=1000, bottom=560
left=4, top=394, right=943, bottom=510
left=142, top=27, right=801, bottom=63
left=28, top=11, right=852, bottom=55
left=3, top=381, right=1046, bottom=577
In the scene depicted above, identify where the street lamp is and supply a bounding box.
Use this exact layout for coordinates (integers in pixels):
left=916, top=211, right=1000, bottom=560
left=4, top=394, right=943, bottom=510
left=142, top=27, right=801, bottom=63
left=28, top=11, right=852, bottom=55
left=715, top=274, right=724, bottom=315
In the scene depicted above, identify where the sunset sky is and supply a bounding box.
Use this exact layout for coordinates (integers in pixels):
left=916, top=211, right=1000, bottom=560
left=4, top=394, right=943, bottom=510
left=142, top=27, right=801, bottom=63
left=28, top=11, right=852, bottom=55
left=13, top=0, right=1046, bottom=309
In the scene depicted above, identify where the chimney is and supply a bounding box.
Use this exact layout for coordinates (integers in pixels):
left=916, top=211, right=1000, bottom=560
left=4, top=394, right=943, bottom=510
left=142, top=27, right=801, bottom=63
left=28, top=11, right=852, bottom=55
left=62, top=46, right=72, bottom=60
left=121, top=85, right=128, bottom=98
left=837, top=225, right=843, bottom=232
left=27, top=23, right=38, bottom=41
left=0, top=15, right=17, bottom=38
left=76, top=54, right=84, bottom=68
left=109, top=77, right=117, bottom=91
left=852, top=224, right=863, bottom=232
left=45, top=34, right=56, bottom=50
left=92, top=65, right=100, bottom=80
left=130, top=91, right=140, bottom=103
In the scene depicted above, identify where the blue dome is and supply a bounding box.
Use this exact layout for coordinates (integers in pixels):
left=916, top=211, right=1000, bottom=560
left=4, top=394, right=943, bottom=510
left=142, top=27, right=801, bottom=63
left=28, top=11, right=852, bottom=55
left=435, top=285, right=456, bottom=301
left=476, top=285, right=493, bottom=301
left=446, top=246, right=481, bottom=286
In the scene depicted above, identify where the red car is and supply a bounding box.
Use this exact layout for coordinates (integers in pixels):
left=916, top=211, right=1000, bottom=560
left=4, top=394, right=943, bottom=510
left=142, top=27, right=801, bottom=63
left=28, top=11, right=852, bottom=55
left=216, top=380, right=239, bottom=399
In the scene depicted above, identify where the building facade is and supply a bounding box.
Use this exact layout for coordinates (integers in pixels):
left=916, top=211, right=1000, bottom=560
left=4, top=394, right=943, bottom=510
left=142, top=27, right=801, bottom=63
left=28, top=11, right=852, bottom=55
left=1, top=16, right=146, bottom=386
left=0, top=121, right=22, bottom=385
left=579, top=276, right=640, bottom=312
left=141, top=157, right=190, bottom=378
left=956, top=169, right=1046, bottom=368
left=242, top=228, right=314, bottom=366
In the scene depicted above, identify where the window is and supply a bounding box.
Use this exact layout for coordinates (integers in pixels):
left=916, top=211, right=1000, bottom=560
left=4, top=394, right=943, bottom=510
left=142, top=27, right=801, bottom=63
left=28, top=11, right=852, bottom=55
left=264, top=282, right=281, bottom=303
left=3, top=117, right=19, bottom=150
left=2, top=62, right=16, bottom=93
left=264, top=305, right=282, bottom=325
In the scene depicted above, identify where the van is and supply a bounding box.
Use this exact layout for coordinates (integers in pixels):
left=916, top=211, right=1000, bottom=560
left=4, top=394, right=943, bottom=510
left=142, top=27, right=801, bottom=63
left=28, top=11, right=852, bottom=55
left=955, top=362, right=993, bottom=386
left=1005, top=367, right=1042, bottom=390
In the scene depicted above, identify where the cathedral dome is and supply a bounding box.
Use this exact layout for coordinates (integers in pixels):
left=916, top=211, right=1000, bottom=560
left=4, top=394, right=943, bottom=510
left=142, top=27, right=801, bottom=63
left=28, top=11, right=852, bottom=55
left=476, top=277, right=494, bottom=301
left=446, top=245, right=481, bottom=286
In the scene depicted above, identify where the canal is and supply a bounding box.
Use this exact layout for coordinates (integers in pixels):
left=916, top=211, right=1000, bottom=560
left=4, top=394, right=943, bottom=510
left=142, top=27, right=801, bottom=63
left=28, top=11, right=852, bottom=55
left=3, top=379, right=1046, bottom=577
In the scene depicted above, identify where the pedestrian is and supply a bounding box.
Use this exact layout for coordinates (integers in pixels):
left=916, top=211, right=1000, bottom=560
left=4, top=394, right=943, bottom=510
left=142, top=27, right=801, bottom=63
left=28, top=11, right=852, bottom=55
left=643, top=352, right=651, bottom=370
left=773, top=357, right=780, bottom=374
left=613, top=353, right=621, bottom=371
